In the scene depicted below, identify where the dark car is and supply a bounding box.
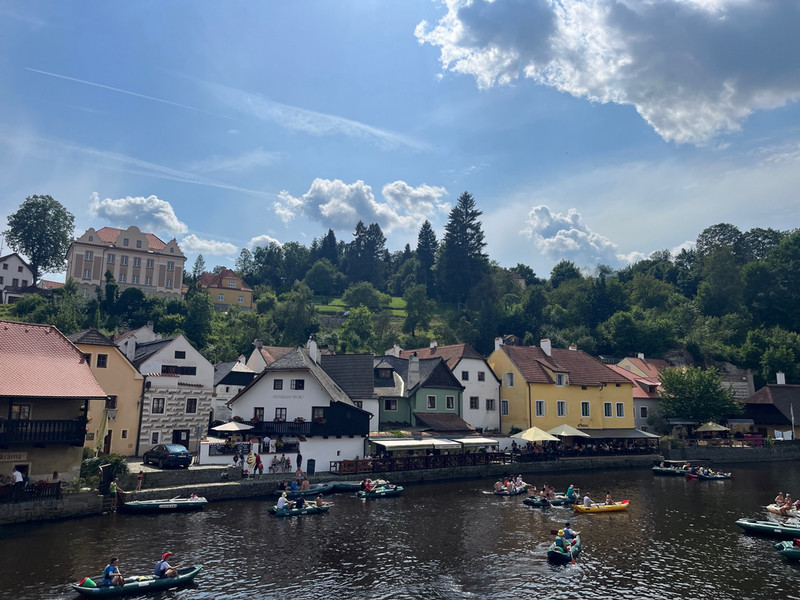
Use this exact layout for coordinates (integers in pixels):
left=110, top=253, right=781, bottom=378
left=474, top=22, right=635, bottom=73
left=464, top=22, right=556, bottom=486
left=142, top=444, right=193, bottom=469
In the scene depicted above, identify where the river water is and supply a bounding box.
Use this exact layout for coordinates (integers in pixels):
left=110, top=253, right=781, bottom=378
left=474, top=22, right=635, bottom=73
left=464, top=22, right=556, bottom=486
left=1, top=463, right=799, bottom=600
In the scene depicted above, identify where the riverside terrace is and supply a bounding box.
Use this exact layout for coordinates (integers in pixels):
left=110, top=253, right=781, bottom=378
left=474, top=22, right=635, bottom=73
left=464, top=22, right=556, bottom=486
left=329, top=439, right=659, bottom=475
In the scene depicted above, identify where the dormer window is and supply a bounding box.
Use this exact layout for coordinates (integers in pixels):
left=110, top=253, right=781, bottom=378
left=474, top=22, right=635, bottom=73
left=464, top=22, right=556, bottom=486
left=555, top=373, right=568, bottom=386
left=376, top=368, right=392, bottom=379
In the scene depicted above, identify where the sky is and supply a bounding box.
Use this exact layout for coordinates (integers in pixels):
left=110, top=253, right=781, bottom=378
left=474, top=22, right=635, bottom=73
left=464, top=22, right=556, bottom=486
left=1, top=1, right=799, bottom=282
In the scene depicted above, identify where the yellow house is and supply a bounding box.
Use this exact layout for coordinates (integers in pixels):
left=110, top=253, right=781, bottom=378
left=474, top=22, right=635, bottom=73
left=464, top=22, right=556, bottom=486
left=68, top=329, right=144, bottom=456
left=197, top=268, right=253, bottom=312
left=487, top=338, right=636, bottom=435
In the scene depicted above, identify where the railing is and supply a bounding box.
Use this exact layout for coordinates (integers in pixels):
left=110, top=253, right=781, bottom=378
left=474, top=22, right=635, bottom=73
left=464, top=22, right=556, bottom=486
left=249, top=421, right=312, bottom=437
left=0, top=419, right=86, bottom=445
left=330, top=452, right=512, bottom=474
left=0, top=481, right=62, bottom=504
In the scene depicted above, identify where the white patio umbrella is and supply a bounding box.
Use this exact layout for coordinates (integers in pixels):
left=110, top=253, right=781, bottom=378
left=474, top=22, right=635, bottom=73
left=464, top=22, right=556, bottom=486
left=211, top=421, right=254, bottom=432
left=695, top=422, right=729, bottom=433
left=510, top=426, right=559, bottom=442
left=547, top=424, right=591, bottom=438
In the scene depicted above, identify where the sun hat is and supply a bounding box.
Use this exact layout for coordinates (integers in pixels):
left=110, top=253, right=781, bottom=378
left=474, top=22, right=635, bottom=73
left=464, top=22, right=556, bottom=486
left=558, top=530, right=564, bottom=536
left=162, top=552, right=172, bottom=560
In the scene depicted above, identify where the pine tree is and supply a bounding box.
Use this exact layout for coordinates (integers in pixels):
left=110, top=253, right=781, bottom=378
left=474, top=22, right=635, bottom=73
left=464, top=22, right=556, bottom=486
left=416, top=220, right=438, bottom=293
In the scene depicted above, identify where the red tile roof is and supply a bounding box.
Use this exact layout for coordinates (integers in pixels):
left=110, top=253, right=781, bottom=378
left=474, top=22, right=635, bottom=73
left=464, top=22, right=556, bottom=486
left=197, top=269, right=253, bottom=291
left=96, top=227, right=167, bottom=250
left=399, top=343, right=484, bottom=370
left=621, top=356, right=670, bottom=379
left=0, top=321, right=108, bottom=399
left=607, top=365, right=661, bottom=399
left=502, top=345, right=631, bottom=387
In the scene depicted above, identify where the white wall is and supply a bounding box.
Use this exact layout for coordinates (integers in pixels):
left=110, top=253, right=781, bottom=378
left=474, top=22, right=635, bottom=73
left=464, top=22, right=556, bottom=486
left=457, top=358, right=502, bottom=432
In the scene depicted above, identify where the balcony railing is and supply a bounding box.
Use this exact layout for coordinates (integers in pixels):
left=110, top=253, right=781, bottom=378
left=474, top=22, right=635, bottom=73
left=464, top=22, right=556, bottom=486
left=247, top=420, right=335, bottom=437
left=0, top=419, right=86, bottom=445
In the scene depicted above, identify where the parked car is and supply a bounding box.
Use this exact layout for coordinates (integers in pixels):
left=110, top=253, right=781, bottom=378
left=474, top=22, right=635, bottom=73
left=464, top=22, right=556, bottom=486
left=142, top=444, right=193, bottom=469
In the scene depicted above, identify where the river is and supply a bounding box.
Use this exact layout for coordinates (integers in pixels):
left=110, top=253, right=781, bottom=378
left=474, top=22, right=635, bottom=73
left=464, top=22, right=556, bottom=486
left=1, top=462, right=799, bottom=600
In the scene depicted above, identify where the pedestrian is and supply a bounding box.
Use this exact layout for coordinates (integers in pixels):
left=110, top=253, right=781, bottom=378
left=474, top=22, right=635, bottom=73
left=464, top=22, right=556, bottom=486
left=109, top=478, right=119, bottom=512
left=254, top=454, right=264, bottom=478
left=136, top=470, right=144, bottom=491
left=297, top=451, right=303, bottom=470
left=11, top=466, right=24, bottom=502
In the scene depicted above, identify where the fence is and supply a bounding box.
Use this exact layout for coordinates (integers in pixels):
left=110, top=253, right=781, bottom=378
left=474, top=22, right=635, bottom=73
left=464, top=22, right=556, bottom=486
left=0, top=481, right=62, bottom=504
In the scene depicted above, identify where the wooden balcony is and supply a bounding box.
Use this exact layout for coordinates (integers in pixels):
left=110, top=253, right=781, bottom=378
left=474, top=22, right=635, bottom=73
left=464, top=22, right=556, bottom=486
left=0, top=419, right=87, bottom=446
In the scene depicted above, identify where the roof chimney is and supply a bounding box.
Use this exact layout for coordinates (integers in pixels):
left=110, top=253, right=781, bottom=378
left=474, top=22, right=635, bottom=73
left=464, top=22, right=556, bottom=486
left=430, top=340, right=437, bottom=350
left=126, top=339, right=136, bottom=362
left=408, top=352, right=420, bottom=387
left=777, top=372, right=786, bottom=385
left=637, top=352, right=645, bottom=359
left=494, top=337, right=503, bottom=352
left=540, top=338, right=552, bottom=357
left=386, top=343, right=402, bottom=358
left=253, top=339, right=263, bottom=349
left=307, top=337, right=319, bottom=363
left=569, top=345, right=577, bottom=351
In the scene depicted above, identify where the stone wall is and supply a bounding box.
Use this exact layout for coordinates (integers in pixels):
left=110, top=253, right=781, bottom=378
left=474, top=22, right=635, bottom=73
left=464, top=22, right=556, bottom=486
left=663, top=444, right=800, bottom=464
left=0, top=491, right=103, bottom=525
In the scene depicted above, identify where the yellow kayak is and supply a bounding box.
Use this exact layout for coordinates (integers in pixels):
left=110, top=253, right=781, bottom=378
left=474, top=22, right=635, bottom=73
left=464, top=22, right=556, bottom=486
left=573, top=499, right=630, bottom=513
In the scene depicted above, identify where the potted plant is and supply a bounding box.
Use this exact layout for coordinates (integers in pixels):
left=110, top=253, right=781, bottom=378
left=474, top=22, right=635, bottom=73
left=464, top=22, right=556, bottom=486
left=294, top=416, right=306, bottom=423
left=314, top=416, right=327, bottom=424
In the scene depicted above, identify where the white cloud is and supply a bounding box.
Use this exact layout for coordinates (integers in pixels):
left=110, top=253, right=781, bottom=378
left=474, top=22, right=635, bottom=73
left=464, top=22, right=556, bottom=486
left=186, top=148, right=281, bottom=173
left=88, top=193, right=188, bottom=235
left=248, top=234, right=283, bottom=249
left=274, top=179, right=448, bottom=234
left=416, top=0, right=800, bottom=144
left=520, top=205, right=631, bottom=269
left=179, top=234, right=237, bottom=255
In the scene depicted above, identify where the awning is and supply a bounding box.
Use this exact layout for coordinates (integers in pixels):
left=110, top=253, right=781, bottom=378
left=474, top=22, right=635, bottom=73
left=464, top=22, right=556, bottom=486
left=727, top=419, right=754, bottom=425
left=451, top=437, right=499, bottom=447
left=430, top=438, right=462, bottom=449
left=371, top=439, right=433, bottom=450
left=584, top=428, right=660, bottom=439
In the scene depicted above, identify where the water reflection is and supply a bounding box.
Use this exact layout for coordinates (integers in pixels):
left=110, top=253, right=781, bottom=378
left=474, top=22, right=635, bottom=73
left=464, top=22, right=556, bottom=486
left=1, top=464, right=799, bottom=599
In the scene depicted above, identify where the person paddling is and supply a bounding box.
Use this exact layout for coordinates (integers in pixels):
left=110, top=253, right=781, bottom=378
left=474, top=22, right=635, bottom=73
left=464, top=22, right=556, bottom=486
left=154, top=552, right=180, bottom=578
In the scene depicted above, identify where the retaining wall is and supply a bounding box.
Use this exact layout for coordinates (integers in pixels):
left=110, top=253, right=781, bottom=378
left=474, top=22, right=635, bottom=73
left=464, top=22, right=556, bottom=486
left=663, top=444, right=800, bottom=464
left=0, top=491, right=103, bottom=525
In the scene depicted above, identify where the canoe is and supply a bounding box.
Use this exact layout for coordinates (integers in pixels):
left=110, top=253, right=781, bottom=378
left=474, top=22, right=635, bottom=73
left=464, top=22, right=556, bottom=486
left=119, top=496, right=207, bottom=513
left=493, top=484, right=530, bottom=496
left=269, top=504, right=331, bottom=517
left=774, top=540, right=800, bottom=560
left=652, top=467, right=688, bottom=476
left=697, top=472, right=731, bottom=480
left=765, top=504, right=800, bottom=518
left=547, top=536, right=581, bottom=564
left=331, top=481, right=364, bottom=492
left=735, top=518, right=800, bottom=539
left=356, top=485, right=404, bottom=499
left=523, top=494, right=576, bottom=508
left=573, top=500, right=630, bottom=513
left=274, top=483, right=336, bottom=499
left=70, top=565, right=202, bottom=596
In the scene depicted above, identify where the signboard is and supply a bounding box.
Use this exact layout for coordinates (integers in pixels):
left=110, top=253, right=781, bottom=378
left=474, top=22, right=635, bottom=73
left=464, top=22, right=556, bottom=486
left=0, top=451, right=28, bottom=462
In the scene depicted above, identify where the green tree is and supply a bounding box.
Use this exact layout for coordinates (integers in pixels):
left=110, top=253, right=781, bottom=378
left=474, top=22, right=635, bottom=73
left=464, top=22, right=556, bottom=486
left=342, top=281, right=389, bottom=311
left=549, top=260, right=582, bottom=289
left=191, top=254, right=206, bottom=281
left=339, top=305, right=374, bottom=352
left=183, top=288, right=214, bottom=348
left=274, top=282, right=318, bottom=345
left=235, top=248, right=254, bottom=280
left=658, top=365, right=741, bottom=423
left=303, top=259, right=343, bottom=296
left=436, top=192, right=488, bottom=306
left=4, top=194, right=75, bottom=282
left=402, top=284, right=434, bottom=336
left=416, top=220, right=438, bottom=293
left=343, top=221, right=387, bottom=288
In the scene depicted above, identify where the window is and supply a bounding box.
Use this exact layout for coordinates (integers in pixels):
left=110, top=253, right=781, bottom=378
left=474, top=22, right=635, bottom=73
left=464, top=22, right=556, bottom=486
left=470, top=396, right=479, bottom=410
left=581, top=401, right=590, bottom=417
left=354, top=400, right=363, bottom=409
left=21, top=279, right=27, bottom=287
left=486, top=398, right=496, bottom=411
left=167, top=261, right=174, bottom=271
left=238, top=296, right=244, bottom=303
left=640, top=406, right=648, bottom=419
left=290, top=379, right=305, bottom=390
left=1, top=263, right=6, bottom=270
left=273, top=379, right=283, bottom=390
left=427, top=395, right=436, bottom=409
left=12, top=278, right=18, bottom=287
left=312, top=407, right=325, bottom=421
left=151, top=398, right=165, bottom=414
left=166, top=279, right=172, bottom=288
left=145, top=276, right=152, bottom=286
left=384, top=398, right=397, bottom=411
left=185, top=398, right=197, bottom=414
left=477, top=371, right=485, bottom=382
left=504, top=373, right=514, bottom=387
left=275, top=408, right=287, bottom=421
left=557, top=400, right=567, bottom=417
left=555, top=373, right=567, bottom=386
left=535, top=400, right=545, bottom=417
left=136, top=240, right=142, bottom=248
left=10, top=404, right=31, bottom=419
left=17, top=266, right=23, bottom=272
left=119, top=273, right=126, bottom=283
left=218, top=294, right=225, bottom=301
left=228, top=281, right=236, bottom=288
left=461, top=371, right=469, bottom=381
left=96, top=354, right=108, bottom=368
left=84, top=353, right=92, bottom=366
left=121, top=430, right=128, bottom=439
left=134, top=257, right=141, bottom=267
left=151, top=432, right=159, bottom=444
left=254, top=407, right=264, bottom=421
left=500, top=400, right=509, bottom=416
left=123, top=238, right=129, bottom=247
left=604, top=402, right=613, bottom=418
left=85, top=250, right=93, bottom=260
left=120, top=255, right=128, bottom=266
left=161, top=365, right=197, bottom=375
left=146, top=259, right=154, bottom=269
left=107, top=254, right=115, bottom=264
left=106, top=396, right=117, bottom=409
left=175, top=351, right=186, bottom=359
left=0, top=277, right=3, bottom=284
left=83, top=269, right=91, bottom=279
left=446, top=396, right=455, bottom=410
left=132, top=275, right=139, bottom=284
left=616, top=403, right=625, bottom=418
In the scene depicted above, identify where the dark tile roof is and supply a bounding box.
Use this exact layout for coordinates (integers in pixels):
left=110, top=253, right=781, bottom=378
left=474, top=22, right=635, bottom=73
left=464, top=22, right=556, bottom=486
left=502, top=345, right=631, bottom=386
left=214, top=361, right=256, bottom=386
left=321, top=354, right=376, bottom=399
left=744, top=384, right=800, bottom=425
left=399, top=343, right=485, bottom=370
left=266, top=348, right=361, bottom=409
left=67, top=328, right=116, bottom=347
left=131, top=338, right=174, bottom=367
left=413, top=412, right=476, bottom=432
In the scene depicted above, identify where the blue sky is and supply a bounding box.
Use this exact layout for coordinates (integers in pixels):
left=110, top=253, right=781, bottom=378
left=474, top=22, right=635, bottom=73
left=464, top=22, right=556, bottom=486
left=2, top=1, right=799, bottom=282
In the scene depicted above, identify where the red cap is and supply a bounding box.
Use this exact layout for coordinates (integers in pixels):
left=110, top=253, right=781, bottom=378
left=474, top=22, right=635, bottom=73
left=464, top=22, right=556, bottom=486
left=162, top=552, right=172, bottom=559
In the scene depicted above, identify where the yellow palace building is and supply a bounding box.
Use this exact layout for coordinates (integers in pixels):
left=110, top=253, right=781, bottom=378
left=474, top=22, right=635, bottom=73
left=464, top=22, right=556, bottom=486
left=487, top=338, right=641, bottom=438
